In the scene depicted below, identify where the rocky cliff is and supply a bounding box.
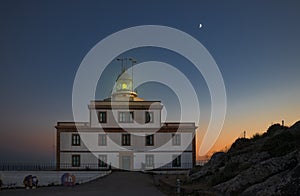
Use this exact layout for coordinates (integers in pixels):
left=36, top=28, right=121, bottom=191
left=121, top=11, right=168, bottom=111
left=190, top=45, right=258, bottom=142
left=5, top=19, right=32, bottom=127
left=187, top=121, right=300, bottom=195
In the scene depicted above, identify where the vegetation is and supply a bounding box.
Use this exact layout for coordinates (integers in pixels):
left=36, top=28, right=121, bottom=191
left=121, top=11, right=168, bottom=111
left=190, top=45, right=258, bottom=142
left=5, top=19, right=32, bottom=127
left=261, top=131, right=297, bottom=157
left=210, top=161, right=239, bottom=186
left=265, top=123, right=284, bottom=136
left=228, top=138, right=251, bottom=153
left=186, top=120, right=300, bottom=195
left=189, top=165, right=203, bottom=175
left=251, top=132, right=262, bottom=140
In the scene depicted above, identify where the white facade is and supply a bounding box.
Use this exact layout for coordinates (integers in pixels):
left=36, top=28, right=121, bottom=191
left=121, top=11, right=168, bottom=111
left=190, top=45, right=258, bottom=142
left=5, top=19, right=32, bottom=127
left=56, top=71, right=196, bottom=171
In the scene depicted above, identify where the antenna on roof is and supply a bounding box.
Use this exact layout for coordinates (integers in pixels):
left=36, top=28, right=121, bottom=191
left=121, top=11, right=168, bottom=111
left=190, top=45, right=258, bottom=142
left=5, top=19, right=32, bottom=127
left=129, top=58, right=137, bottom=92
left=116, top=58, right=127, bottom=72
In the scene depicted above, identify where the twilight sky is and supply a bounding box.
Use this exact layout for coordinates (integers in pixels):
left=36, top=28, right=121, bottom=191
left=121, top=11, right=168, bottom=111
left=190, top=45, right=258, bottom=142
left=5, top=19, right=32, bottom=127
left=0, top=0, right=300, bottom=162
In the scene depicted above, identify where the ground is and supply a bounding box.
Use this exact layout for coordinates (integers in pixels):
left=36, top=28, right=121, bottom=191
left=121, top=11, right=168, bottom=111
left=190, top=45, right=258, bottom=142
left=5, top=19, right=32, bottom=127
left=0, top=172, right=165, bottom=196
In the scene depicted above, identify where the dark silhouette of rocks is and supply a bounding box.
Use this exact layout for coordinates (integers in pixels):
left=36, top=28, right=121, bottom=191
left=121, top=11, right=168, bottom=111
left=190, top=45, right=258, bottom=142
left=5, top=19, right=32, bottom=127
left=187, top=121, right=300, bottom=195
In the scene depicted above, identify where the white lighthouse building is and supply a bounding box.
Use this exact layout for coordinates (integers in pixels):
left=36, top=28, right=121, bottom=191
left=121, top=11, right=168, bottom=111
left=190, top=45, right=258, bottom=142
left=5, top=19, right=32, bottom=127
left=56, top=69, right=196, bottom=171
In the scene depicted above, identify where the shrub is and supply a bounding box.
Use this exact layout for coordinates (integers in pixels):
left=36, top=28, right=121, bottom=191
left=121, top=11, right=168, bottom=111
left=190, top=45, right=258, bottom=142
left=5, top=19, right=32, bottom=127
left=209, top=161, right=240, bottom=186
left=228, top=138, right=251, bottom=153
left=189, top=165, right=203, bottom=175
left=265, top=123, right=283, bottom=136
left=261, top=131, right=296, bottom=157
left=251, top=133, right=262, bottom=141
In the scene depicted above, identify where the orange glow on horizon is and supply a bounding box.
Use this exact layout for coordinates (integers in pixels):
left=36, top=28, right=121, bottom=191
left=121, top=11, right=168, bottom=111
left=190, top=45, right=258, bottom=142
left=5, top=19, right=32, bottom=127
left=196, top=115, right=300, bottom=160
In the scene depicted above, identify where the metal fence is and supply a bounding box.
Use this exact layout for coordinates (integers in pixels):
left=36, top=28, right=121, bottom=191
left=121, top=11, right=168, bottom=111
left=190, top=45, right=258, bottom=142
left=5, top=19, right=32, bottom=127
left=59, top=163, right=111, bottom=171
left=155, top=162, right=193, bottom=170
left=0, top=161, right=207, bottom=171
left=196, top=160, right=209, bottom=166
left=0, top=162, right=112, bottom=171
left=0, top=162, right=56, bottom=171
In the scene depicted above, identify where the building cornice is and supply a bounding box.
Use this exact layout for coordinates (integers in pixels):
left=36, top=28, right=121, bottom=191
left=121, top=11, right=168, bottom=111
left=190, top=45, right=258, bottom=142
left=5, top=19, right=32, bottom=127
left=55, top=122, right=197, bottom=133
left=88, top=100, right=163, bottom=110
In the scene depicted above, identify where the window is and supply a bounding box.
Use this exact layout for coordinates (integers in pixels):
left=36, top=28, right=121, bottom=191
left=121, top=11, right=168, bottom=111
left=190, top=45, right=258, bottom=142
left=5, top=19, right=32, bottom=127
left=145, top=111, right=154, bottom=123
left=118, top=112, right=134, bottom=123
left=172, top=155, right=181, bottom=167
left=72, top=134, right=80, bottom=146
left=145, top=134, right=154, bottom=146
left=98, top=155, right=107, bottom=168
left=145, top=155, right=154, bottom=167
left=98, top=111, right=107, bottom=123
left=98, top=134, right=107, bottom=146
left=172, top=134, right=181, bottom=146
left=122, top=134, right=131, bottom=146
left=72, top=155, right=80, bottom=167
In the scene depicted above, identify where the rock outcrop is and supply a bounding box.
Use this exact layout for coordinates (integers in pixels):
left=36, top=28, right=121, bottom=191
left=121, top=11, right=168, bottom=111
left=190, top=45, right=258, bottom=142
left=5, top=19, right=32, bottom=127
left=187, top=121, right=300, bottom=195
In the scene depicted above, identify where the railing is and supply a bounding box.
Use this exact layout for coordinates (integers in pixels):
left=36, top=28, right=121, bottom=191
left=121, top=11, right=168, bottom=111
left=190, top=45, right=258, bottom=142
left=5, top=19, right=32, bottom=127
left=0, top=162, right=110, bottom=171
left=59, top=163, right=111, bottom=171
left=141, top=162, right=193, bottom=170
left=0, top=161, right=201, bottom=171
left=162, top=122, right=195, bottom=127
left=196, top=160, right=209, bottom=166
left=0, top=162, right=56, bottom=171
left=56, top=122, right=89, bottom=127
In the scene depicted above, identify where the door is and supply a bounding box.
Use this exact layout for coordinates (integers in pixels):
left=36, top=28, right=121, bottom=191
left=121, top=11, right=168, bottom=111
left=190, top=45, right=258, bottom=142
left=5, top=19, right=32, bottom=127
left=122, top=155, right=131, bottom=170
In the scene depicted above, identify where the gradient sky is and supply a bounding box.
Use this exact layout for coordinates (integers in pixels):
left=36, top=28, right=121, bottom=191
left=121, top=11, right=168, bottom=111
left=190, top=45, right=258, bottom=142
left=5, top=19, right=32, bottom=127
left=0, top=0, right=300, bottom=162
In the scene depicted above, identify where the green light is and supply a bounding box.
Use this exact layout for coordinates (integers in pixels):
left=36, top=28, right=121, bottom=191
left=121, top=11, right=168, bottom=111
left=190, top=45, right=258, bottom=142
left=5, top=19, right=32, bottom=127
left=122, top=83, right=127, bottom=89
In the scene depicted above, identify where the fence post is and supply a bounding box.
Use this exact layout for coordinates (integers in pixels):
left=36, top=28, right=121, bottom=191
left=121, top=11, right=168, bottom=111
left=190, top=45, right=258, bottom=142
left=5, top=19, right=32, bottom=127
left=176, top=178, right=181, bottom=195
